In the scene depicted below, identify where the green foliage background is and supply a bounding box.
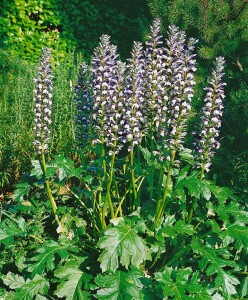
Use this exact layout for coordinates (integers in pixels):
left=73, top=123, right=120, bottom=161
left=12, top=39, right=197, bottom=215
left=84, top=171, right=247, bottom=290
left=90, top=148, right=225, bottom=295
left=0, top=0, right=151, bottom=61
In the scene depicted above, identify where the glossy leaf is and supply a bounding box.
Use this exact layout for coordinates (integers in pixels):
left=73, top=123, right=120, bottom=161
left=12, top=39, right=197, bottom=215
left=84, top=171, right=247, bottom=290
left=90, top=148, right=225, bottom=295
left=220, top=221, right=248, bottom=251
left=98, top=219, right=151, bottom=272
left=26, top=240, right=69, bottom=278
left=3, top=273, right=49, bottom=300
left=0, top=217, right=27, bottom=246
left=155, top=267, right=211, bottom=299
left=54, top=257, right=91, bottom=300
left=13, top=181, right=31, bottom=202
left=191, top=239, right=240, bottom=300
left=95, top=268, right=144, bottom=300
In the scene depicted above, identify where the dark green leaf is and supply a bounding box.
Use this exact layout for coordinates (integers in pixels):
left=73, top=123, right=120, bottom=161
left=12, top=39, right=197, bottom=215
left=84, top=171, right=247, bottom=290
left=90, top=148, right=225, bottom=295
left=155, top=267, right=211, bottom=300
left=30, top=160, right=43, bottom=179
left=191, top=239, right=240, bottom=299
left=26, top=240, right=69, bottom=278
left=220, top=221, right=248, bottom=250
left=54, top=257, right=91, bottom=300
left=3, top=273, right=49, bottom=300
left=174, top=220, right=195, bottom=235
left=209, top=185, right=234, bottom=204
left=13, top=181, right=31, bottom=202
left=95, top=268, right=144, bottom=300
left=98, top=219, right=151, bottom=273
left=0, top=217, right=27, bottom=246
left=199, top=180, right=212, bottom=201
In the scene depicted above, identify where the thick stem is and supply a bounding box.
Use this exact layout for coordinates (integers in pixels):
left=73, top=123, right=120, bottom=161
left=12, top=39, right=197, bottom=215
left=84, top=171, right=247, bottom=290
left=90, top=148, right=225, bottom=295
left=129, top=146, right=137, bottom=210
left=187, top=163, right=205, bottom=224
left=155, top=150, right=176, bottom=225
left=101, top=138, right=116, bottom=226
left=40, top=148, right=60, bottom=225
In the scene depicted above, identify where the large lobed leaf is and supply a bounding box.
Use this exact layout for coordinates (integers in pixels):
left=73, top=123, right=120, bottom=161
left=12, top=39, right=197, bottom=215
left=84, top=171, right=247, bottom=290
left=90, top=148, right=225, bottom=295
left=54, top=257, right=92, bottom=300
left=0, top=217, right=27, bottom=246
left=191, top=239, right=240, bottom=300
left=25, top=240, right=69, bottom=278
left=95, top=268, right=144, bottom=300
left=98, top=218, right=151, bottom=273
left=3, top=273, right=49, bottom=300
left=155, top=267, right=212, bottom=300
left=220, top=221, right=248, bottom=251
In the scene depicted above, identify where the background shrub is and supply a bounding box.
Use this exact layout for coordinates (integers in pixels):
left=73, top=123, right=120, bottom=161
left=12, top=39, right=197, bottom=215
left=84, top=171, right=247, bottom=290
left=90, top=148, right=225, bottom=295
left=0, top=0, right=151, bottom=61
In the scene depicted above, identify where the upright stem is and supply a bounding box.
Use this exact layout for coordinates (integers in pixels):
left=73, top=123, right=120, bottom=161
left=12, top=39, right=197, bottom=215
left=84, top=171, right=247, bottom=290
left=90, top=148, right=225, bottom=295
left=101, top=138, right=115, bottom=227
left=129, top=146, right=137, bottom=210
left=155, top=150, right=176, bottom=225
left=187, top=163, right=205, bottom=224
left=149, top=130, right=155, bottom=201
left=40, top=148, right=60, bottom=225
left=106, top=152, right=116, bottom=218
left=137, top=146, right=141, bottom=206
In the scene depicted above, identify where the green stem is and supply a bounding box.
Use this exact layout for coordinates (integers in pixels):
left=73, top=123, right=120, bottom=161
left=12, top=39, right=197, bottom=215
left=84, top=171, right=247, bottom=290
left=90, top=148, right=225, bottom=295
left=156, top=161, right=166, bottom=204
left=105, top=151, right=116, bottom=218
left=187, top=163, right=205, bottom=224
left=40, top=148, right=60, bottom=226
left=149, top=133, right=155, bottom=201
left=129, top=146, right=137, bottom=210
left=137, top=146, right=141, bottom=207
left=155, top=150, right=176, bottom=225
left=101, top=138, right=116, bottom=226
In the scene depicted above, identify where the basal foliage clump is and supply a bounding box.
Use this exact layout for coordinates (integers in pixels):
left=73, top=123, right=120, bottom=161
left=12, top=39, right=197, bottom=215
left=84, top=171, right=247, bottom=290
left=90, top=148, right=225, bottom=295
left=0, top=20, right=247, bottom=299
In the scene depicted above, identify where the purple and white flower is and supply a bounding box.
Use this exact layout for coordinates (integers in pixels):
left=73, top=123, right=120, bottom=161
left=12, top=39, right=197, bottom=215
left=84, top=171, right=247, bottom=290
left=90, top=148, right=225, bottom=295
left=33, top=48, right=53, bottom=154
left=194, top=56, right=226, bottom=172
left=122, top=41, right=145, bottom=151
left=91, top=35, right=125, bottom=154
left=164, top=26, right=197, bottom=151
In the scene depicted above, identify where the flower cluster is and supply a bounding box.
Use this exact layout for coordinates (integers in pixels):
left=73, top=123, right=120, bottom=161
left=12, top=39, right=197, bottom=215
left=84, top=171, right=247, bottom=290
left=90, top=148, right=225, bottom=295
left=91, top=35, right=125, bottom=154
left=194, top=56, right=226, bottom=172
left=143, top=19, right=167, bottom=131
left=73, top=20, right=224, bottom=175
left=74, top=63, right=92, bottom=146
left=122, top=41, right=145, bottom=150
left=33, top=48, right=53, bottom=154
left=165, top=26, right=197, bottom=151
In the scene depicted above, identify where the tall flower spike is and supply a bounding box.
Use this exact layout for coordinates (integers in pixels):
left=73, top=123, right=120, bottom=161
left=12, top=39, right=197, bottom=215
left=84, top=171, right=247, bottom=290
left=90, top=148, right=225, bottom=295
left=143, top=18, right=167, bottom=133
left=195, top=56, right=226, bottom=174
left=165, top=27, right=197, bottom=152
left=91, top=35, right=123, bottom=154
left=122, top=41, right=145, bottom=151
left=74, top=62, right=92, bottom=146
left=33, top=48, right=53, bottom=154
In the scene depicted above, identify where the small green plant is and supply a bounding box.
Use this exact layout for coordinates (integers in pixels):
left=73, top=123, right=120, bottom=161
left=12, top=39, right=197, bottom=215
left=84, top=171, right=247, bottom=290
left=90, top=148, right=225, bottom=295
left=0, top=20, right=247, bottom=299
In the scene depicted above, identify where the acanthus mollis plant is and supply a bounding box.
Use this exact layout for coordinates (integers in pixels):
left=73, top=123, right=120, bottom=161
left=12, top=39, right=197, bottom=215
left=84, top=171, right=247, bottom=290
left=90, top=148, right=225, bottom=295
left=1, top=20, right=247, bottom=300
left=194, top=56, right=226, bottom=178
left=187, top=57, right=226, bottom=224
left=154, top=26, right=198, bottom=223
left=33, top=48, right=53, bottom=156
left=122, top=41, right=146, bottom=208
left=90, top=35, right=126, bottom=225
left=33, top=48, right=60, bottom=226
left=143, top=18, right=167, bottom=138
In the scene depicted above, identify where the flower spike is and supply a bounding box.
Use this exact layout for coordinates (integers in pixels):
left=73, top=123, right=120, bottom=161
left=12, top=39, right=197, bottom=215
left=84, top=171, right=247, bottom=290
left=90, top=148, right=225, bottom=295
left=33, top=48, right=53, bottom=154
left=195, top=56, right=226, bottom=174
